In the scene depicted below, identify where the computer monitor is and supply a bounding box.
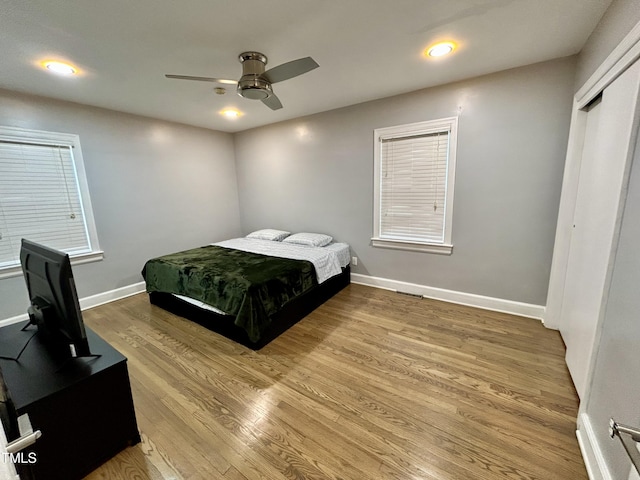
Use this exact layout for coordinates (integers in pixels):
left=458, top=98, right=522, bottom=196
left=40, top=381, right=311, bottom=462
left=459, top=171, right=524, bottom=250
left=20, top=239, right=91, bottom=358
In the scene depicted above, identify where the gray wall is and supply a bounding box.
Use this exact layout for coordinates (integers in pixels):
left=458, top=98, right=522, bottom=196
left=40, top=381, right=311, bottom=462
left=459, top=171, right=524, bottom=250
left=0, top=89, right=241, bottom=320
left=234, top=57, right=576, bottom=306
left=575, top=0, right=640, bottom=90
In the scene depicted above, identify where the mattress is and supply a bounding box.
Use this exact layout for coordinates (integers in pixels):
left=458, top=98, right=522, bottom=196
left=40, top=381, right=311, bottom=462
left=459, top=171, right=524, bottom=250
left=174, top=239, right=351, bottom=315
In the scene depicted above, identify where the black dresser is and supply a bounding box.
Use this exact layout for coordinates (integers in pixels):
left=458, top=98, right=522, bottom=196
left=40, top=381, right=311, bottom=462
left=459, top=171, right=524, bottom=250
left=0, top=321, right=140, bottom=479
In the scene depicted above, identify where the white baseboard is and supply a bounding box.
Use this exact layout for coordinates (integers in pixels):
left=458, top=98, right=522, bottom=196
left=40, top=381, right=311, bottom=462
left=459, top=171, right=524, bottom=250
left=577, top=412, right=612, bottom=480
left=350, top=273, right=545, bottom=320
left=2, top=274, right=545, bottom=327
left=0, top=281, right=147, bottom=328
left=79, top=281, right=147, bottom=311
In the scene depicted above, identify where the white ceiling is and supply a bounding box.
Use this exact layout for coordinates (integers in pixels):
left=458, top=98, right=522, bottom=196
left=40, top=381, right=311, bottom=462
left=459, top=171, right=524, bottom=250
left=0, top=0, right=611, bottom=133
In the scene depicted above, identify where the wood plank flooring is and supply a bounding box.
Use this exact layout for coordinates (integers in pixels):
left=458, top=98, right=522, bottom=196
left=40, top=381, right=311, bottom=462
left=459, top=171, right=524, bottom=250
left=82, top=284, right=586, bottom=480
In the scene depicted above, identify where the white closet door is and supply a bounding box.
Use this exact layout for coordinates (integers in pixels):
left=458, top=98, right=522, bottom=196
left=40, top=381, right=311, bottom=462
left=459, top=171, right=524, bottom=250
left=561, top=59, right=640, bottom=399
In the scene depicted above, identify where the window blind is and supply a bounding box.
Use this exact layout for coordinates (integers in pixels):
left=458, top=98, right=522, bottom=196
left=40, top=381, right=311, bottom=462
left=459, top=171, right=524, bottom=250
left=0, top=141, right=91, bottom=268
left=379, top=130, right=450, bottom=243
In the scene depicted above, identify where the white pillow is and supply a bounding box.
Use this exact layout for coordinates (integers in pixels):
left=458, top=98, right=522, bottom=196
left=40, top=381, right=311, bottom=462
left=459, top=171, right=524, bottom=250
left=246, top=229, right=291, bottom=241
left=282, top=232, right=333, bottom=247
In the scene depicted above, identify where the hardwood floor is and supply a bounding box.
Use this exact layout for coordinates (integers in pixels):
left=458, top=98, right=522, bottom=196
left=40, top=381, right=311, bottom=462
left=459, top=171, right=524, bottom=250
left=83, top=284, right=586, bottom=480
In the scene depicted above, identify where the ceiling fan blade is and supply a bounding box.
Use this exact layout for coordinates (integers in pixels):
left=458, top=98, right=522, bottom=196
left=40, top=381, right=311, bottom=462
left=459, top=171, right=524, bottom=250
left=262, top=93, right=283, bottom=110
left=261, top=57, right=319, bottom=84
left=165, top=74, right=237, bottom=84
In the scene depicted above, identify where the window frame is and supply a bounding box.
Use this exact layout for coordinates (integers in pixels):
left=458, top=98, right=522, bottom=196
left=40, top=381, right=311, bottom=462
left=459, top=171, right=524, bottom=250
left=0, top=126, right=103, bottom=279
left=372, top=117, right=458, bottom=254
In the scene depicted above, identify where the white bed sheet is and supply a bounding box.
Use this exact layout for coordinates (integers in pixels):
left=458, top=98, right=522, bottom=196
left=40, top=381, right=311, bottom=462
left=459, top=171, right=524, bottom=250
left=174, top=294, right=228, bottom=314
left=214, top=237, right=348, bottom=284
left=324, top=242, right=351, bottom=268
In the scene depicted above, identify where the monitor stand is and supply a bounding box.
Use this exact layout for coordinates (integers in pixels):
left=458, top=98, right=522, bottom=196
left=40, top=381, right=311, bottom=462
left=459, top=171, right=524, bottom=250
left=0, top=321, right=35, bottom=361
left=0, top=321, right=102, bottom=366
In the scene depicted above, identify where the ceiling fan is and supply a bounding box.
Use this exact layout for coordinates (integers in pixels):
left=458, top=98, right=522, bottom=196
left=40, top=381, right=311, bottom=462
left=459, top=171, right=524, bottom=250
left=165, top=52, right=319, bottom=110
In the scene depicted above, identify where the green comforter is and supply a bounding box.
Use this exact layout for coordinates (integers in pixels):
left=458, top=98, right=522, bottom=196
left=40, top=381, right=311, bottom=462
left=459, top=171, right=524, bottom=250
left=141, top=245, right=317, bottom=343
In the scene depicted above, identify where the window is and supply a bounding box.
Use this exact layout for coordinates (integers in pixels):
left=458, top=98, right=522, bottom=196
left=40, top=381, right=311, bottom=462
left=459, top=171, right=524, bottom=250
left=0, top=126, right=102, bottom=278
left=372, top=117, right=458, bottom=254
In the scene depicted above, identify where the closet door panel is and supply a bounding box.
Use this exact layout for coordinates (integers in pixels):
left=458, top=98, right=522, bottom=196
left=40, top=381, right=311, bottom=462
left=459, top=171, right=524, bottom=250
left=560, top=60, right=640, bottom=398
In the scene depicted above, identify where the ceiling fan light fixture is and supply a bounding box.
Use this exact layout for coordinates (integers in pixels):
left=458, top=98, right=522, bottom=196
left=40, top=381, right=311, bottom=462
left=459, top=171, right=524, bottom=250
left=237, top=76, right=273, bottom=100
left=426, top=42, right=456, bottom=57
left=220, top=108, right=242, bottom=119
left=42, top=61, right=77, bottom=75
left=238, top=86, right=270, bottom=100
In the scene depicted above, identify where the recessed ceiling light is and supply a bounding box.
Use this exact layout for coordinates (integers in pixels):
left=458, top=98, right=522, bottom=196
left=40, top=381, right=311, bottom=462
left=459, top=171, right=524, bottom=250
left=43, top=61, right=77, bottom=75
left=220, top=108, right=242, bottom=119
left=426, top=42, right=456, bottom=57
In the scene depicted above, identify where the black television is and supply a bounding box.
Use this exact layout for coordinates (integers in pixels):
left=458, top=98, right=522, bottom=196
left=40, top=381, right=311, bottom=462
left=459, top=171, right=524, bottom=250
left=20, top=239, right=91, bottom=359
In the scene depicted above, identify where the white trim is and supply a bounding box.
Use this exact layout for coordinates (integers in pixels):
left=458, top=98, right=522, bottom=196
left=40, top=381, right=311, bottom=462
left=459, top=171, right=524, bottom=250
left=0, top=313, right=30, bottom=328
left=3, top=273, right=542, bottom=327
left=0, top=126, right=102, bottom=268
left=78, top=281, right=146, bottom=311
left=576, top=21, right=640, bottom=108
left=370, top=237, right=453, bottom=255
left=577, top=413, right=613, bottom=480
left=373, top=117, right=458, bottom=252
left=0, top=250, right=104, bottom=280
left=0, top=125, right=79, bottom=146
left=351, top=273, right=544, bottom=320
left=0, top=281, right=146, bottom=328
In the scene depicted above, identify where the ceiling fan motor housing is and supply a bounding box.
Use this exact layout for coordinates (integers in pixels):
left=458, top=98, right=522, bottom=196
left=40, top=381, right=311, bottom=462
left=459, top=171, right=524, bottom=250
left=237, top=51, right=272, bottom=100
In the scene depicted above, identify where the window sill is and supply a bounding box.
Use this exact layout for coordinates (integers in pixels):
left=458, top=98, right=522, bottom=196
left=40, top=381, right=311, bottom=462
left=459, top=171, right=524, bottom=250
left=0, top=250, right=104, bottom=280
left=371, top=238, right=453, bottom=255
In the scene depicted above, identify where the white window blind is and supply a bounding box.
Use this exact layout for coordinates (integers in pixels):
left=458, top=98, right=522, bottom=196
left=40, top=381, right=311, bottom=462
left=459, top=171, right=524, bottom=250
left=0, top=127, right=102, bottom=275
left=380, top=131, right=449, bottom=243
left=373, top=117, right=458, bottom=254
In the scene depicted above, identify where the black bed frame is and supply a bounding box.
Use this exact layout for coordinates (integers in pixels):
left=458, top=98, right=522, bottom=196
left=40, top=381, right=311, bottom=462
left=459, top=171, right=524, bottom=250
left=149, top=265, right=350, bottom=350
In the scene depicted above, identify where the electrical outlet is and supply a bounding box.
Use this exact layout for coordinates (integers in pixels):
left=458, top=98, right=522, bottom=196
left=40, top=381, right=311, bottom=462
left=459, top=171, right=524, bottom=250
left=351, top=256, right=358, bottom=266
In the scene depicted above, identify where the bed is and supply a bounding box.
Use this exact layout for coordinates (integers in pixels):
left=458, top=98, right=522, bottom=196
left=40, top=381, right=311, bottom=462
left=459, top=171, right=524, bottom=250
left=142, top=232, right=351, bottom=349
